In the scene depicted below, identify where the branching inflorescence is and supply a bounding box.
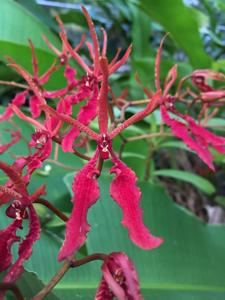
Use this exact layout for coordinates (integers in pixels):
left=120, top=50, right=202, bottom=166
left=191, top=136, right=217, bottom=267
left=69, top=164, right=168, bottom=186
left=0, top=5, right=225, bottom=300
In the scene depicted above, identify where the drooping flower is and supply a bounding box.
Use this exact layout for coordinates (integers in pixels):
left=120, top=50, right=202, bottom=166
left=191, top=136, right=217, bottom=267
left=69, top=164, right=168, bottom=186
left=149, top=37, right=225, bottom=171
left=0, top=160, right=43, bottom=295
left=6, top=104, right=53, bottom=182
left=95, top=252, right=143, bottom=300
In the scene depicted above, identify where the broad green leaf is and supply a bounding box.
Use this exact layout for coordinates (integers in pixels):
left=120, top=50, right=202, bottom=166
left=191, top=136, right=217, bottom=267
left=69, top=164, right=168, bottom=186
left=5, top=271, right=59, bottom=300
left=129, top=2, right=152, bottom=58
left=154, top=169, right=215, bottom=195
left=0, top=0, right=63, bottom=89
left=214, top=196, right=225, bottom=208
left=206, top=118, right=225, bottom=130
left=16, top=0, right=58, bottom=31
left=157, top=141, right=191, bottom=151
left=213, top=59, right=225, bottom=73
left=134, top=0, right=212, bottom=68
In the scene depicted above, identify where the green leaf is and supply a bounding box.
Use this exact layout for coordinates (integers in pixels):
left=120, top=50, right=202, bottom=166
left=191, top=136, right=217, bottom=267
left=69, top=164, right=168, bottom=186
left=135, top=0, right=212, bottom=68
left=157, top=140, right=191, bottom=151
left=0, top=0, right=62, bottom=89
left=154, top=169, right=215, bottom=195
left=129, top=2, right=152, bottom=58
left=5, top=271, right=59, bottom=300
left=214, top=196, right=225, bottom=208
left=16, top=0, right=58, bottom=31
left=206, top=118, right=225, bottom=131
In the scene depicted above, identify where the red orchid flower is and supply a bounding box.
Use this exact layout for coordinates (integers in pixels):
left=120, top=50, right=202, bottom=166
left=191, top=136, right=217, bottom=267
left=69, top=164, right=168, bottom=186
left=95, top=252, right=143, bottom=300
left=51, top=7, right=132, bottom=152
left=4, top=41, right=163, bottom=259
left=150, top=38, right=225, bottom=171
left=57, top=6, right=132, bottom=80
left=3, top=8, right=132, bottom=154
left=40, top=57, right=163, bottom=261
left=191, top=69, right=225, bottom=100
left=0, top=161, right=44, bottom=297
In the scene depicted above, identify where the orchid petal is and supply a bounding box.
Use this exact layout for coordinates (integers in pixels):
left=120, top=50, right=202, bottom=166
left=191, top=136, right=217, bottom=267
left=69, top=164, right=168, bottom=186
left=95, top=276, right=114, bottom=300
left=201, top=90, right=225, bottom=101
left=29, top=95, right=41, bottom=118
left=154, top=35, right=168, bottom=91
left=0, top=91, right=28, bottom=122
left=192, top=69, right=225, bottom=81
left=186, top=116, right=225, bottom=146
left=58, top=152, right=100, bottom=261
left=3, top=205, right=40, bottom=283
left=163, top=64, right=177, bottom=96
left=161, top=106, right=215, bottom=170
left=110, top=153, right=163, bottom=249
left=57, top=96, right=73, bottom=115
left=112, top=252, right=143, bottom=299
left=62, top=127, right=80, bottom=152
left=64, top=65, right=78, bottom=86
left=0, top=220, right=21, bottom=272
left=77, top=95, right=98, bottom=125
left=62, top=94, right=97, bottom=152
left=96, top=252, right=143, bottom=300
left=108, top=45, right=132, bottom=75
left=102, top=263, right=125, bottom=300
left=0, top=160, right=27, bottom=198
left=25, top=139, right=52, bottom=182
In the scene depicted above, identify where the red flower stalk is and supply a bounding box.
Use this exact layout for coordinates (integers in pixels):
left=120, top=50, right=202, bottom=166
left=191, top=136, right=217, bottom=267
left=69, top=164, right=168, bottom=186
left=95, top=252, right=143, bottom=300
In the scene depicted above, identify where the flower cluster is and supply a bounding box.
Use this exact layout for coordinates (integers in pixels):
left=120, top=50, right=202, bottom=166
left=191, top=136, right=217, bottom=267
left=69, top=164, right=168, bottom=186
left=0, top=5, right=225, bottom=299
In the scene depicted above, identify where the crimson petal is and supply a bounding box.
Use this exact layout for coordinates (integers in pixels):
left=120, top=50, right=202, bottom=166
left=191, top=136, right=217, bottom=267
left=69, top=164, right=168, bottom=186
left=95, top=276, right=114, bottom=300
left=62, top=126, right=80, bottom=152
left=0, top=220, right=21, bottom=272
left=58, top=152, right=100, bottom=261
left=0, top=91, right=28, bottom=122
left=110, top=152, right=163, bottom=249
left=161, top=106, right=215, bottom=170
left=2, top=205, right=40, bottom=283
left=29, top=95, right=41, bottom=118
left=95, top=252, right=143, bottom=300
left=62, top=96, right=97, bottom=152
